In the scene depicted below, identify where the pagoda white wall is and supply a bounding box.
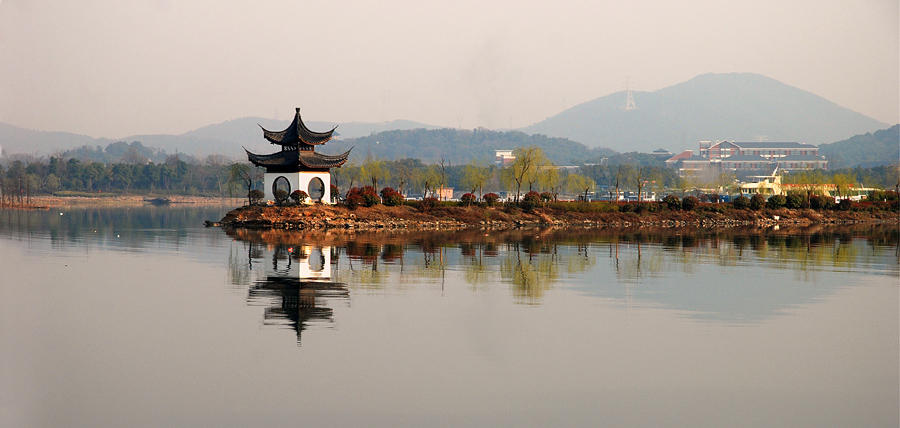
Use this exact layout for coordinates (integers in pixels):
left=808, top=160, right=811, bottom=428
left=263, top=171, right=332, bottom=204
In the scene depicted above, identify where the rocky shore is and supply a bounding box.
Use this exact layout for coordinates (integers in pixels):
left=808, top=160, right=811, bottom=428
left=213, top=203, right=898, bottom=231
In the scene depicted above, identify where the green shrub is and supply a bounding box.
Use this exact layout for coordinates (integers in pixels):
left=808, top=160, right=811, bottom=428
left=540, top=191, right=553, bottom=203
left=682, top=196, right=700, bottom=211
left=732, top=195, right=750, bottom=209
left=809, top=195, right=835, bottom=210
left=867, top=190, right=899, bottom=202
left=809, top=195, right=823, bottom=209
left=838, top=199, right=852, bottom=211
left=548, top=201, right=618, bottom=213
left=749, top=194, right=766, bottom=210
left=785, top=194, right=803, bottom=209
left=273, top=189, right=289, bottom=205
left=663, top=194, right=681, bottom=210
left=520, top=191, right=542, bottom=211
left=249, top=189, right=265, bottom=205
left=766, top=195, right=786, bottom=209
left=701, top=203, right=727, bottom=213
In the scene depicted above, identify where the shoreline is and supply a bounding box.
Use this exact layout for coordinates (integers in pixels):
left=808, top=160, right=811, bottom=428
left=213, top=203, right=899, bottom=231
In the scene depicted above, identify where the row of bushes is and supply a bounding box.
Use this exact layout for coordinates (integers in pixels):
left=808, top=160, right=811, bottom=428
left=253, top=185, right=899, bottom=214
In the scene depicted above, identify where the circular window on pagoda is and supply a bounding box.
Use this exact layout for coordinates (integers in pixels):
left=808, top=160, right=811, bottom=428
left=272, top=176, right=291, bottom=200
left=308, top=177, right=325, bottom=202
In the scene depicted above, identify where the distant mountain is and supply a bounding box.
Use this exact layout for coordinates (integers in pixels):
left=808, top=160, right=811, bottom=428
left=818, top=125, right=899, bottom=169
left=337, top=128, right=616, bottom=166
left=0, top=117, right=443, bottom=160
left=521, top=73, right=889, bottom=153
left=0, top=122, right=112, bottom=157
left=182, top=116, right=441, bottom=146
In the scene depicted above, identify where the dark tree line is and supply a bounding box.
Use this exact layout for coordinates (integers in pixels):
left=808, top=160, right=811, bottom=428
left=0, top=154, right=241, bottom=204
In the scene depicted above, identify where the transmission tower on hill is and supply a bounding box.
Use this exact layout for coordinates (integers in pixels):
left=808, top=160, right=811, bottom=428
left=625, top=79, right=637, bottom=111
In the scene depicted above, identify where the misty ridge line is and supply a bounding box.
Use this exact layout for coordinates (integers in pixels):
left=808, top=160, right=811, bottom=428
left=0, top=73, right=893, bottom=163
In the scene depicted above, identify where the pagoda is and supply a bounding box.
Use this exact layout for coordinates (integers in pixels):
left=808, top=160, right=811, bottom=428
left=246, top=108, right=351, bottom=204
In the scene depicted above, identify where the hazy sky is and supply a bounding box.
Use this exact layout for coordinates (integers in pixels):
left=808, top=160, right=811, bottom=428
left=0, top=0, right=897, bottom=139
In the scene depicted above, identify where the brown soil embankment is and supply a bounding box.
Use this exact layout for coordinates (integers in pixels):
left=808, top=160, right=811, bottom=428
left=215, top=203, right=898, bottom=231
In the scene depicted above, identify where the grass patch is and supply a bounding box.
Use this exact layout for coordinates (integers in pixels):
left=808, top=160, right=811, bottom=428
left=548, top=201, right=620, bottom=213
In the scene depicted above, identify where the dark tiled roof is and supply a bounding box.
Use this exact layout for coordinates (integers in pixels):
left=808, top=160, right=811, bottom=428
left=260, top=108, right=337, bottom=148
left=298, top=149, right=352, bottom=169
left=245, top=148, right=351, bottom=170
left=731, top=142, right=816, bottom=149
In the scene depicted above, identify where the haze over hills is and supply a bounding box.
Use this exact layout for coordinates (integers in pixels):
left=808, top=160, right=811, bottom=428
left=0, top=73, right=892, bottom=162
left=521, top=73, right=890, bottom=153
left=0, top=117, right=441, bottom=159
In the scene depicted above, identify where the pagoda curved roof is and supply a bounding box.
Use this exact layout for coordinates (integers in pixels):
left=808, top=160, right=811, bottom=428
left=245, top=148, right=352, bottom=170
left=260, top=108, right=337, bottom=147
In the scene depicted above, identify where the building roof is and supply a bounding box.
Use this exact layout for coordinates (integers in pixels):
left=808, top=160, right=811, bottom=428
left=246, top=148, right=352, bottom=170
left=260, top=108, right=337, bottom=148
left=722, top=154, right=772, bottom=162
left=778, top=154, right=826, bottom=161
left=731, top=141, right=816, bottom=149
left=665, top=150, right=694, bottom=164
left=682, top=155, right=711, bottom=163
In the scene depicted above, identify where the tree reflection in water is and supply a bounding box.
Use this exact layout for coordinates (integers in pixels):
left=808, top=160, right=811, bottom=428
left=224, top=223, right=898, bottom=340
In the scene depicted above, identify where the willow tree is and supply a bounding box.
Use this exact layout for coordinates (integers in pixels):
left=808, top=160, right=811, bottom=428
left=361, top=157, right=388, bottom=190
left=566, top=173, right=595, bottom=202
left=461, top=159, right=491, bottom=199
left=503, top=146, right=549, bottom=202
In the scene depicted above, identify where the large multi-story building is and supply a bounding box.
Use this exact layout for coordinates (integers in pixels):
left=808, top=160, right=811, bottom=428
left=666, top=140, right=827, bottom=175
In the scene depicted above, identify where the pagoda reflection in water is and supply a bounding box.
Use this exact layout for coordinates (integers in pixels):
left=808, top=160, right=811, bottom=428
left=245, top=243, right=348, bottom=345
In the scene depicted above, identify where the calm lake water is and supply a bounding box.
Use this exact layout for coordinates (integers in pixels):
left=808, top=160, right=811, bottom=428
left=1, top=206, right=897, bottom=428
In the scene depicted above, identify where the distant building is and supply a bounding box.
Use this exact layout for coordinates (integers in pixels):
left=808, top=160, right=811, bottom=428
left=436, top=187, right=454, bottom=201
left=495, top=150, right=515, bottom=166
left=666, top=140, right=827, bottom=176
left=740, top=169, right=875, bottom=200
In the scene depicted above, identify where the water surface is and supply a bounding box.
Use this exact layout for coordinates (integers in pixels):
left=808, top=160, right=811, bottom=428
left=1, top=206, right=897, bottom=427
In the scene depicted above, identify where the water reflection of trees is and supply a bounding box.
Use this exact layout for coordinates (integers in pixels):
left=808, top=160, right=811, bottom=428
left=0, top=206, right=229, bottom=251
left=225, top=223, right=898, bottom=308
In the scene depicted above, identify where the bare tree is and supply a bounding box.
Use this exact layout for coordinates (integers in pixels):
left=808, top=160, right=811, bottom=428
left=228, top=162, right=257, bottom=205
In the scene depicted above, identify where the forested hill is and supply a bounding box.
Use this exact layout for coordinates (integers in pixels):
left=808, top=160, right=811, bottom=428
left=818, top=125, right=899, bottom=169
left=329, top=128, right=616, bottom=166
